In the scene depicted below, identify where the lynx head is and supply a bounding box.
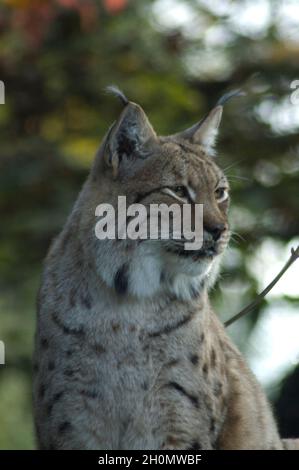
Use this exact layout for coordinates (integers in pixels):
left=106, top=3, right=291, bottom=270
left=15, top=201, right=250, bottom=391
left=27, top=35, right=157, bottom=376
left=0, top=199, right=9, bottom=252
left=86, top=87, right=235, bottom=301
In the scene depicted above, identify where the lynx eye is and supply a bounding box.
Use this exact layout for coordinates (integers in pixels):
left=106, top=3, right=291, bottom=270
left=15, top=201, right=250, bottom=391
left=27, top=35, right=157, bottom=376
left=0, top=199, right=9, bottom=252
left=173, top=186, right=189, bottom=199
left=162, top=185, right=193, bottom=202
left=215, top=187, right=228, bottom=203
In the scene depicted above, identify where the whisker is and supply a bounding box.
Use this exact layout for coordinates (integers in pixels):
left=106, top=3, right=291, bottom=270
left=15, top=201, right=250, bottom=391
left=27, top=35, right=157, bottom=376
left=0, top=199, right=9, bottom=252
left=226, top=175, right=252, bottom=182
left=229, top=235, right=241, bottom=246
left=230, top=230, right=246, bottom=242
left=222, top=159, right=245, bottom=173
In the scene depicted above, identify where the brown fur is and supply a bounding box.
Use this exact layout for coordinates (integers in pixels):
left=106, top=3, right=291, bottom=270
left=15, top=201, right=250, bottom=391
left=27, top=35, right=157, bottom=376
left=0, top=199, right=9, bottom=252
left=33, top=90, right=298, bottom=449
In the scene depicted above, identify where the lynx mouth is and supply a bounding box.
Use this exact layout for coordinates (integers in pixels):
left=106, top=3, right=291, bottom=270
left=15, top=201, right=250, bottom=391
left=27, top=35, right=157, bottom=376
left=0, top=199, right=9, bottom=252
left=165, top=245, right=217, bottom=261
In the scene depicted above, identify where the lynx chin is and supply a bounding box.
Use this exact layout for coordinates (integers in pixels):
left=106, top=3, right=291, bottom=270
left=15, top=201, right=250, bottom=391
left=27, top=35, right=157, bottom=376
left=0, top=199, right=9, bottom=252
left=33, top=86, right=299, bottom=450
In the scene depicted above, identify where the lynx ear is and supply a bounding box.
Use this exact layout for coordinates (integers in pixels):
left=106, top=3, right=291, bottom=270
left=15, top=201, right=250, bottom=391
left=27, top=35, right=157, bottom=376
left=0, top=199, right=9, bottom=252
left=177, top=89, right=244, bottom=155
left=104, top=88, right=157, bottom=177
left=177, top=105, right=223, bottom=155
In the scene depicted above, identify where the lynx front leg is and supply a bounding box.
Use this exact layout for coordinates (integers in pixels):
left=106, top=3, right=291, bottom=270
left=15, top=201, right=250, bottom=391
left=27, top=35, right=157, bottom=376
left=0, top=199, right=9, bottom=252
left=218, top=354, right=283, bottom=450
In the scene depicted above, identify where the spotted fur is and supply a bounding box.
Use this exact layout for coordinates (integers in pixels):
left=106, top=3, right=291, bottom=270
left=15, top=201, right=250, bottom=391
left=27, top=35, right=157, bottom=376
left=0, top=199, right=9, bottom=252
left=33, top=90, right=298, bottom=450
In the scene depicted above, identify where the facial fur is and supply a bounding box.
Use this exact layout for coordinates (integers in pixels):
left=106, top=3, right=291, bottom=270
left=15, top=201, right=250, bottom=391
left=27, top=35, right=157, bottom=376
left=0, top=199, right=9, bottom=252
left=72, top=91, right=230, bottom=301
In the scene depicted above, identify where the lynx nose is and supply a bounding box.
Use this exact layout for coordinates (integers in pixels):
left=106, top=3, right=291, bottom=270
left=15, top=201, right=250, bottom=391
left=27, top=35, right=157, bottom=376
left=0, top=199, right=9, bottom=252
left=206, top=223, right=225, bottom=242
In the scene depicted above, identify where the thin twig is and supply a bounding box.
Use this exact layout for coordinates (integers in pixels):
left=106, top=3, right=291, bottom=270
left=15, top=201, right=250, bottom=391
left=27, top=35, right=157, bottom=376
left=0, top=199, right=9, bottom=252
left=224, top=245, right=299, bottom=328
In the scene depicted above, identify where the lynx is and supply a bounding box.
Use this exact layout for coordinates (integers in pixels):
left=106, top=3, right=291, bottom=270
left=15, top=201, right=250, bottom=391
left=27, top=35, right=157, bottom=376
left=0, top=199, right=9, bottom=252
left=33, top=87, right=298, bottom=450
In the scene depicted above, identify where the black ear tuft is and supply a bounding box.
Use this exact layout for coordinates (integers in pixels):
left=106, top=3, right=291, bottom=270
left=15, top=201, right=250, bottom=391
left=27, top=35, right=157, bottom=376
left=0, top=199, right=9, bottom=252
left=216, top=88, right=245, bottom=106
left=106, top=85, right=130, bottom=106
left=172, top=88, right=245, bottom=155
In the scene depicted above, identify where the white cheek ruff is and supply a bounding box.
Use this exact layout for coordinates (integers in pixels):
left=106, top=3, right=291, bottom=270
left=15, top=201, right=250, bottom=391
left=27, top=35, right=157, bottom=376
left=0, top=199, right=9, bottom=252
left=94, top=237, right=222, bottom=301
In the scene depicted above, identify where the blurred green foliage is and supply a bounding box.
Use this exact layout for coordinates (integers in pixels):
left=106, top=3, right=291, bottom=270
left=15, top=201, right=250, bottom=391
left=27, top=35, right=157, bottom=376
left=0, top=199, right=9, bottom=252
left=0, top=0, right=298, bottom=449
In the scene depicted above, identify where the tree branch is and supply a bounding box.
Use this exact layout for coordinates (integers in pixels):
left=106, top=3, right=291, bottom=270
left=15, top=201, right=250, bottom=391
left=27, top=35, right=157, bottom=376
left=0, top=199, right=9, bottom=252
left=224, top=245, right=299, bottom=328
